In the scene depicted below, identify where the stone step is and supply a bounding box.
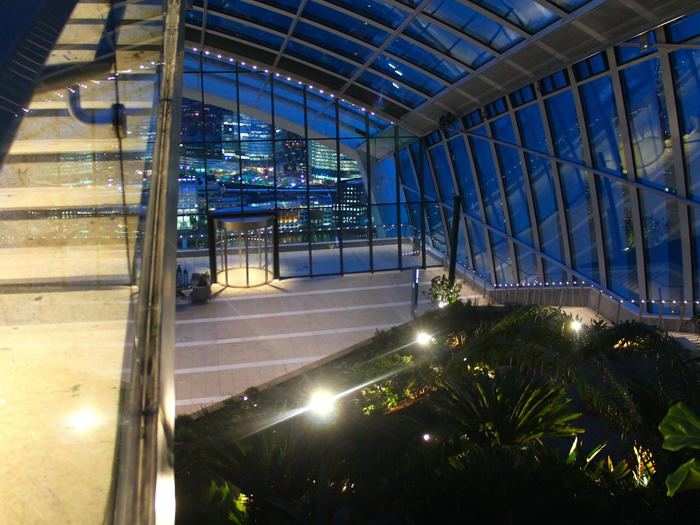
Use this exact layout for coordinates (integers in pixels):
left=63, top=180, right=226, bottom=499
left=13, top=113, right=154, bottom=143
left=0, top=157, right=149, bottom=189
left=175, top=305, right=412, bottom=346
left=0, top=215, right=140, bottom=249
left=0, top=287, right=135, bottom=326
left=176, top=282, right=431, bottom=320
left=0, top=185, right=145, bottom=209
left=0, top=244, right=133, bottom=285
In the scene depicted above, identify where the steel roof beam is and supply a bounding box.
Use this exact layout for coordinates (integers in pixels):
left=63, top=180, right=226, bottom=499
left=273, top=0, right=309, bottom=69
left=184, top=26, right=420, bottom=124
left=193, top=4, right=457, bottom=98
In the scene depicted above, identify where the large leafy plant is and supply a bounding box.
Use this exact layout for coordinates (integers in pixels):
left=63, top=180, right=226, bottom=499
left=428, top=274, right=462, bottom=306
left=659, top=402, right=700, bottom=497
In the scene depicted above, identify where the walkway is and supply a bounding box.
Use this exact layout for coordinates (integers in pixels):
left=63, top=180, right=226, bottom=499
left=175, top=268, right=442, bottom=414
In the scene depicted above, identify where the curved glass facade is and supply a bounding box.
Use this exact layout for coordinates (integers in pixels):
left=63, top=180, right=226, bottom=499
left=185, top=0, right=601, bottom=121
left=180, top=7, right=700, bottom=317
left=177, top=51, right=444, bottom=277
left=422, top=11, right=700, bottom=315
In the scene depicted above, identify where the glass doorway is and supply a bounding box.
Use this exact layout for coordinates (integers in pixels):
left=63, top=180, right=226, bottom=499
left=215, top=215, right=275, bottom=287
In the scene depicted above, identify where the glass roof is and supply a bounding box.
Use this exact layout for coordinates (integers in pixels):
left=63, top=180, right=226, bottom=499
left=186, top=0, right=596, bottom=121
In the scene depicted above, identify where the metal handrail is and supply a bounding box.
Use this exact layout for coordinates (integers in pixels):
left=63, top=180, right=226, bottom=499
left=111, top=0, right=186, bottom=523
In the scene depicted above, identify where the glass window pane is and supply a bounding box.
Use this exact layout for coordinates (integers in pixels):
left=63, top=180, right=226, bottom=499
left=640, top=190, right=683, bottom=309
left=472, top=0, right=558, bottom=33
left=447, top=136, right=480, bottom=218
left=275, top=136, right=307, bottom=209
left=466, top=219, right=490, bottom=280
left=491, top=231, right=515, bottom=284
left=560, top=165, right=599, bottom=280
left=579, top=76, right=625, bottom=173
left=491, top=116, right=533, bottom=244
left=671, top=48, right=700, bottom=201
left=428, top=144, right=455, bottom=205
left=343, top=205, right=371, bottom=273
left=373, top=204, right=400, bottom=270
left=544, top=89, right=583, bottom=161
left=516, top=245, right=538, bottom=284
left=279, top=208, right=311, bottom=277
left=469, top=130, right=507, bottom=230
left=597, top=176, right=637, bottom=300
left=620, top=59, right=675, bottom=192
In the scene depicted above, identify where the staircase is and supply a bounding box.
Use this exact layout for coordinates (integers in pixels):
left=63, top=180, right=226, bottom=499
left=0, top=1, right=167, bottom=523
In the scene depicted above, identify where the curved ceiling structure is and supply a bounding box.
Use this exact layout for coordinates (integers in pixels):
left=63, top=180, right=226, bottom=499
left=184, top=0, right=696, bottom=135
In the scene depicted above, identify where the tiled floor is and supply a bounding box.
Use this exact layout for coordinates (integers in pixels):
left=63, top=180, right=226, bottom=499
left=175, top=268, right=445, bottom=414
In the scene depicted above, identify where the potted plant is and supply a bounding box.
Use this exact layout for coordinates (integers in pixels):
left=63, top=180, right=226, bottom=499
left=428, top=274, right=462, bottom=308
left=191, top=271, right=211, bottom=304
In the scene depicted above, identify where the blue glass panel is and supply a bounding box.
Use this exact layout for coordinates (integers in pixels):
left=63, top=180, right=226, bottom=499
left=515, top=103, right=548, bottom=153
left=404, top=19, right=493, bottom=68
left=443, top=117, right=463, bottom=138
left=447, top=137, right=481, bottom=218
left=371, top=144, right=397, bottom=204
left=181, top=89, right=203, bottom=143
left=337, top=103, right=368, bottom=140
left=325, top=0, right=406, bottom=29
left=410, top=142, right=438, bottom=201
left=456, top=218, right=470, bottom=269
left=535, top=71, right=590, bottom=278
left=579, top=76, right=625, bottom=173
left=667, top=11, right=700, bottom=43
left=597, top=176, right=637, bottom=300
left=202, top=72, right=238, bottom=143
left=640, top=190, right=683, bottom=306
left=509, top=84, right=536, bottom=107
left=545, top=90, right=583, bottom=161
left=252, top=0, right=301, bottom=13
left=426, top=203, right=447, bottom=253
left=292, top=21, right=373, bottom=63
left=205, top=12, right=284, bottom=50
left=671, top=48, right=700, bottom=201
left=358, top=71, right=427, bottom=108
left=423, top=1, right=523, bottom=52
left=560, top=165, right=599, bottom=281
left=544, top=260, right=567, bottom=283
left=387, top=38, right=466, bottom=83
left=285, top=40, right=357, bottom=78
left=372, top=54, right=444, bottom=96
left=491, top=116, right=533, bottom=244
left=303, top=1, right=388, bottom=47
left=469, top=130, right=507, bottom=230
left=516, top=245, right=538, bottom=284
left=516, top=104, right=564, bottom=264
left=466, top=219, right=490, bottom=280
left=621, top=59, right=676, bottom=192
left=463, top=108, right=483, bottom=129
left=540, top=69, right=569, bottom=95
left=491, top=231, right=516, bottom=284
left=615, top=33, right=657, bottom=65
left=526, top=152, right=563, bottom=261
left=471, top=0, right=558, bottom=33
left=572, top=52, right=608, bottom=81
left=429, top=144, right=456, bottom=204
left=398, top=148, right=419, bottom=197
left=238, top=73, right=273, bottom=138
left=206, top=0, right=292, bottom=33
left=485, top=97, right=507, bottom=118
left=187, top=8, right=203, bottom=26
left=275, top=135, right=307, bottom=207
